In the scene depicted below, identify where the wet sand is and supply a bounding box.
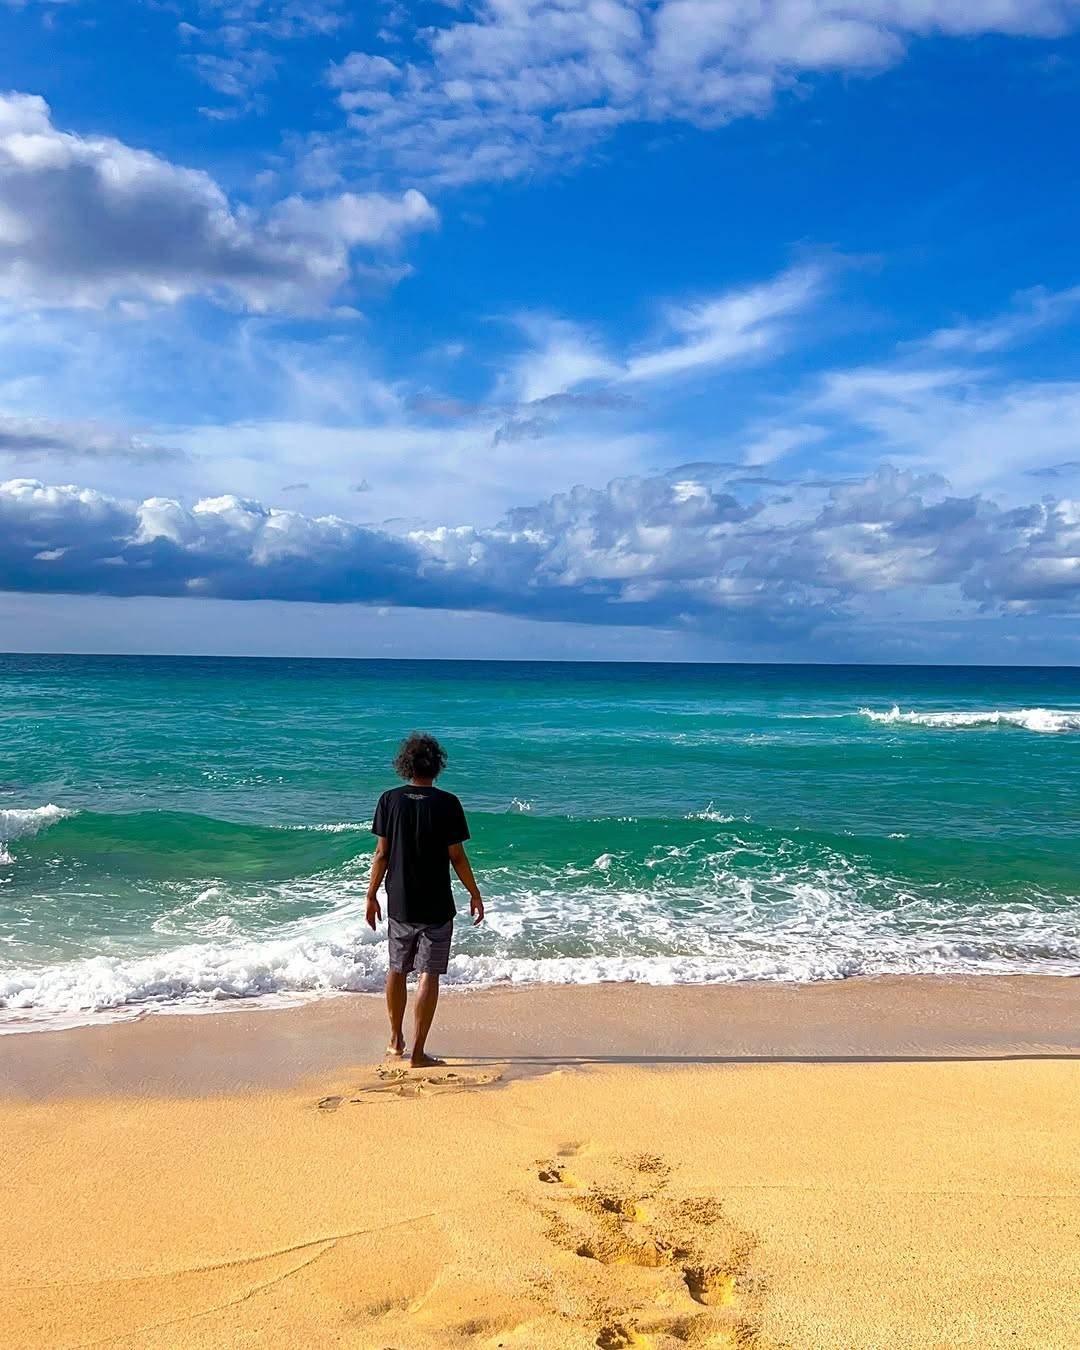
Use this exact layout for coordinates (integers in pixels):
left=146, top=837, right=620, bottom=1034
left=3, top=974, right=1078, bottom=1097
left=2, top=976, right=1078, bottom=1347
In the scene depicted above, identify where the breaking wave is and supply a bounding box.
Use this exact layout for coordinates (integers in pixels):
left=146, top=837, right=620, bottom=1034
left=0, top=804, right=75, bottom=863
left=860, top=706, right=1080, bottom=734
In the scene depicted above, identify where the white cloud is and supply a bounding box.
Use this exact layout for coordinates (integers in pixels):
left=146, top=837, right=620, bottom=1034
left=623, top=265, right=823, bottom=382
left=5, top=466, right=1077, bottom=635
left=740, top=422, right=829, bottom=465
left=816, top=363, right=1080, bottom=488
left=179, top=416, right=660, bottom=530
left=0, top=477, right=421, bottom=601
left=0, top=92, right=437, bottom=312
left=180, top=0, right=346, bottom=111
left=924, top=283, right=1080, bottom=353
left=267, top=187, right=436, bottom=248
left=505, top=264, right=823, bottom=404
left=325, top=1, right=1080, bottom=184
left=505, top=315, right=617, bottom=402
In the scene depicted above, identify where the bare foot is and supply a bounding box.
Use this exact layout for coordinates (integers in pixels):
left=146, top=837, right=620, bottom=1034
left=386, top=1038, right=406, bottom=1058
left=409, top=1053, right=445, bottom=1069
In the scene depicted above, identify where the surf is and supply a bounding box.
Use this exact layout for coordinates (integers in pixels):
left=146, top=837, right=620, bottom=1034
left=2, top=809, right=1077, bottom=1030
left=859, top=705, right=1080, bottom=733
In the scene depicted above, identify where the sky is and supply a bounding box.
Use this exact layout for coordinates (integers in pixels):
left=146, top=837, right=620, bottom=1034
left=1, top=1, right=1080, bottom=663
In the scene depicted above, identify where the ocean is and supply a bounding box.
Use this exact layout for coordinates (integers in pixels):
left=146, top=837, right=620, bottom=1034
left=1, top=654, right=1077, bottom=1030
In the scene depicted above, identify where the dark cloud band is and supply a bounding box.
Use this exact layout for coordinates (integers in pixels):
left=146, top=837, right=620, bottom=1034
left=2, top=470, right=1077, bottom=637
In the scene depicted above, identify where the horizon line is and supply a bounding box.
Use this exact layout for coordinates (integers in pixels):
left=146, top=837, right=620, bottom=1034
left=0, top=650, right=1077, bottom=672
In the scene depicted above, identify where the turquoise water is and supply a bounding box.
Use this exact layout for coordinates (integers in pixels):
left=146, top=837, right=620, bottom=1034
left=1, top=654, right=1078, bottom=1028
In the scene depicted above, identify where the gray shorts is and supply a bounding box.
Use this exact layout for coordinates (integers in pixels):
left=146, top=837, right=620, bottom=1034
left=388, top=918, right=454, bottom=975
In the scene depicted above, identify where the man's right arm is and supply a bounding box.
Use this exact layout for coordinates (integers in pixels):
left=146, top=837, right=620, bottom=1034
left=448, top=843, right=484, bottom=925
left=366, top=837, right=389, bottom=929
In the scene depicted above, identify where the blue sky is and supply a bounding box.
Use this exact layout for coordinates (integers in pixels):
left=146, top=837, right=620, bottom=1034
left=1, top=1, right=1080, bottom=662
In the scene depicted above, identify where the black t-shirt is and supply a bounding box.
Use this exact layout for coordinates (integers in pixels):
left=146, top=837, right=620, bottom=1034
left=371, top=784, right=470, bottom=924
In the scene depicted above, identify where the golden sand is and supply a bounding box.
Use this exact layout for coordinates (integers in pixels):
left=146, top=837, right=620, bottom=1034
left=2, top=984, right=1078, bottom=1349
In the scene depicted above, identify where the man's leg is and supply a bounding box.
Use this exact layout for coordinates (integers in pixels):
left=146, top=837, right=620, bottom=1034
left=410, top=972, right=441, bottom=1067
left=385, top=970, right=408, bottom=1057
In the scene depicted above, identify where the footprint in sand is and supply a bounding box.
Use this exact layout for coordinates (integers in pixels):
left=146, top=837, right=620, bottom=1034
left=683, top=1264, right=738, bottom=1307
left=314, top=1064, right=503, bottom=1107
left=531, top=1151, right=762, bottom=1348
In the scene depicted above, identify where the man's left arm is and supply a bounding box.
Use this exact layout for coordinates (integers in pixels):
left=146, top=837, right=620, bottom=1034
left=448, top=843, right=484, bottom=925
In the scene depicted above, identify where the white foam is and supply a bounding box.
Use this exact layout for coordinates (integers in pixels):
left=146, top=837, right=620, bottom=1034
left=278, top=822, right=369, bottom=833
left=0, top=804, right=74, bottom=856
left=3, top=867, right=1078, bottom=1031
left=860, top=706, right=1080, bottom=734
left=685, top=804, right=741, bottom=823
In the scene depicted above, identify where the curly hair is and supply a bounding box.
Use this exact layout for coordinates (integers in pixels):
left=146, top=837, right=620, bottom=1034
left=393, top=732, right=448, bottom=781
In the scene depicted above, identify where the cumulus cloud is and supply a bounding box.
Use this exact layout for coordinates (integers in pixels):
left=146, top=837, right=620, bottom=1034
left=0, top=479, right=423, bottom=602
left=3, top=468, right=1077, bottom=635
left=0, top=92, right=437, bottom=311
left=324, top=1, right=1080, bottom=184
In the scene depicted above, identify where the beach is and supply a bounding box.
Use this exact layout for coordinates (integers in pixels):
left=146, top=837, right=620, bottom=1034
left=3, top=977, right=1078, bottom=1349
left=3, top=657, right=1079, bottom=1344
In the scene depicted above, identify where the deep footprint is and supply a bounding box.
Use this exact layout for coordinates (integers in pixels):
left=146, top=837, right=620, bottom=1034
left=576, top=1187, right=648, bottom=1221
left=575, top=1233, right=675, bottom=1268
left=684, top=1264, right=735, bottom=1306
left=536, top=1151, right=761, bottom=1348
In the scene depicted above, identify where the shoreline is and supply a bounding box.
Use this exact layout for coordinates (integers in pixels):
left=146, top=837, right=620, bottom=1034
left=2, top=972, right=1077, bottom=1099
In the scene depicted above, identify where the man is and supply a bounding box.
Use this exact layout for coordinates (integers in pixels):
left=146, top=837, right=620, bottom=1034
left=366, top=732, right=484, bottom=1068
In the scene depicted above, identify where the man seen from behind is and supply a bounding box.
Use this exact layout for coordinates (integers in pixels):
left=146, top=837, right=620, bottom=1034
left=366, top=733, right=484, bottom=1067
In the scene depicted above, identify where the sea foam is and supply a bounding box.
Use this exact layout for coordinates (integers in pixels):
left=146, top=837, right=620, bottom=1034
left=3, top=870, right=1078, bottom=1030
left=860, top=706, right=1080, bottom=733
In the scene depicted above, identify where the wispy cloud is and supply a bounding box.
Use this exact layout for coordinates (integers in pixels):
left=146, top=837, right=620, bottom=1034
left=923, top=284, right=1080, bottom=353
left=504, top=315, right=616, bottom=403
left=816, top=364, right=1080, bottom=488
left=623, top=266, right=823, bottom=383
left=504, top=265, right=823, bottom=407
left=180, top=0, right=346, bottom=114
